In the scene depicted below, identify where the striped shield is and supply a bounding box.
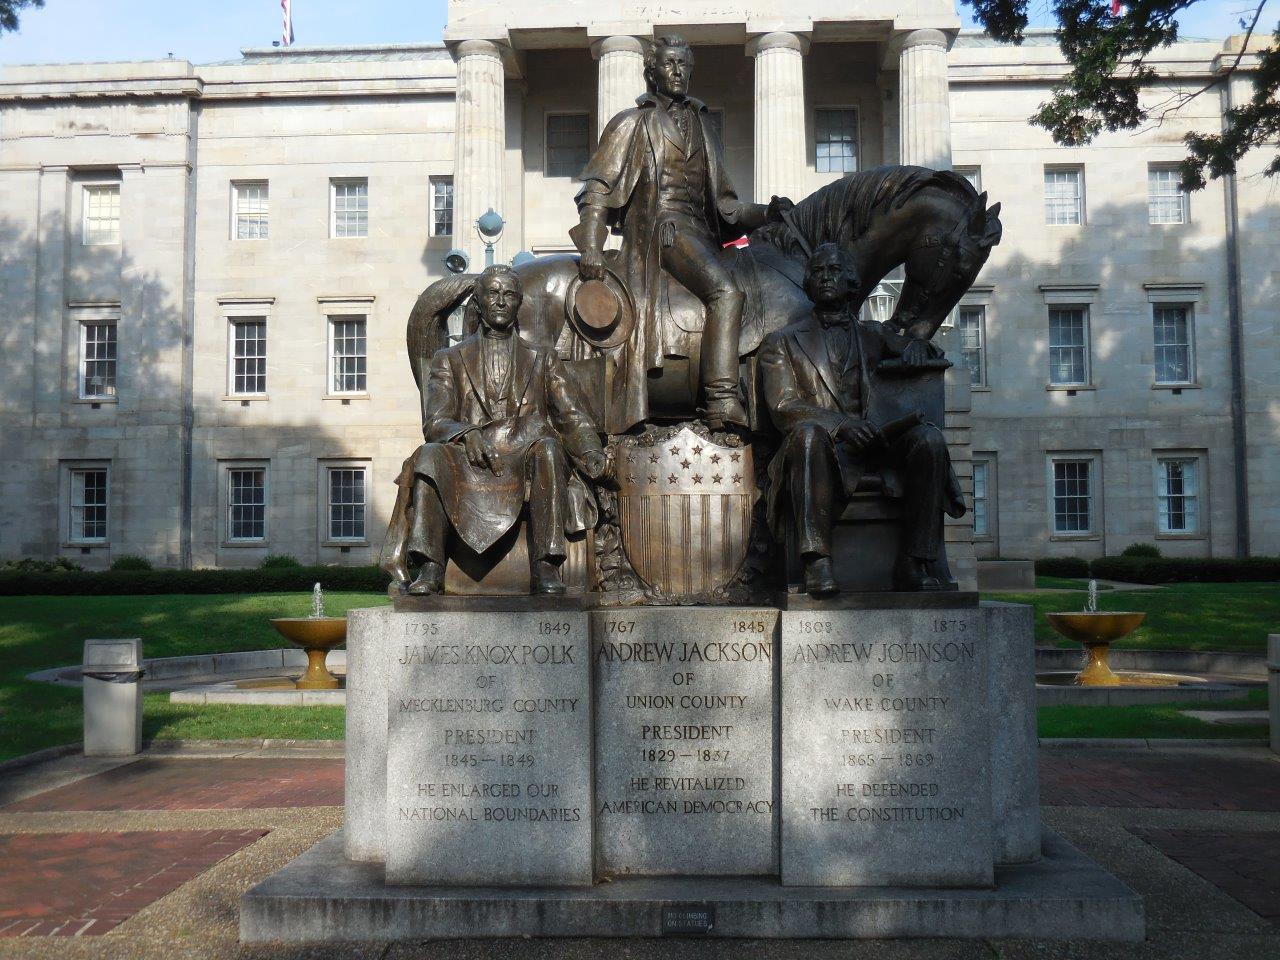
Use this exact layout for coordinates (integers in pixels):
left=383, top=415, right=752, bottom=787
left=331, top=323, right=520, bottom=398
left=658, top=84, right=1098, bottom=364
left=615, top=427, right=756, bottom=600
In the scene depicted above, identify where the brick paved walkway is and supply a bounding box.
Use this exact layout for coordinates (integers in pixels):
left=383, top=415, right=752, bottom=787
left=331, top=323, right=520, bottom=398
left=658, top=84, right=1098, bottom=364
left=1132, top=828, right=1280, bottom=925
left=0, top=829, right=268, bottom=937
left=4, top=758, right=343, bottom=812
left=1040, top=751, right=1280, bottom=811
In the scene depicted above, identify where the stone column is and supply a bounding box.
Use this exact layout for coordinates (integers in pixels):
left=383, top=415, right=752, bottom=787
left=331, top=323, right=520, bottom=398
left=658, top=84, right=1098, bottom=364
left=593, top=35, right=646, bottom=138
left=898, top=28, right=952, bottom=170
left=451, top=39, right=506, bottom=267
left=749, top=32, right=807, bottom=203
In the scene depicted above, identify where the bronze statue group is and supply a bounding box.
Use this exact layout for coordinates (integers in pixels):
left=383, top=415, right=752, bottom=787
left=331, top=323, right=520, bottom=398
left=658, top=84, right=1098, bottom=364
left=381, top=36, right=1001, bottom=600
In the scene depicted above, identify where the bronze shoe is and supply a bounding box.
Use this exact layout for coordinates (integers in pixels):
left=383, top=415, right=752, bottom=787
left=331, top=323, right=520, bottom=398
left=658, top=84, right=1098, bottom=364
left=531, top=559, right=567, bottom=595
left=894, top=557, right=942, bottom=592
left=804, top=555, right=839, bottom=596
left=407, top=560, right=445, bottom=595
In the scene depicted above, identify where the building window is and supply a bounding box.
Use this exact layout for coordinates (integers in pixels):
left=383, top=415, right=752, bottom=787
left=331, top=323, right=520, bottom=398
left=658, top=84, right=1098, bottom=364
left=83, top=184, right=121, bottom=245
left=815, top=108, right=858, bottom=173
left=228, top=467, right=267, bottom=541
left=1153, top=304, right=1194, bottom=385
left=1051, top=459, right=1093, bottom=534
left=973, top=460, right=991, bottom=538
left=331, top=178, right=369, bottom=238
left=1044, top=168, right=1083, bottom=225
left=229, top=318, right=267, bottom=396
left=430, top=176, right=453, bottom=237
left=956, top=166, right=981, bottom=192
left=1048, top=307, right=1089, bottom=386
left=706, top=109, right=725, bottom=144
left=1156, top=457, right=1199, bottom=535
left=1148, top=166, right=1188, bottom=224
left=329, top=315, right=367, bottom=394
left=69, top=467, right=109, bottom=543
left=957, top=305, right=986, bottom=387
left=79, top=320, right=118, bottom=399
left=327, top=467, right=367, bottom=541
left=546, top=113, right=590, bottom=178
left=233, top=181, right=269, bottom=240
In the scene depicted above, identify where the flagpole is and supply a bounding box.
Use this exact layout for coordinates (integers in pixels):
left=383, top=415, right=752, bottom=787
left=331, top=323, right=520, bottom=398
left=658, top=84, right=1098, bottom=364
left=281, top=0, right=295, bottom=47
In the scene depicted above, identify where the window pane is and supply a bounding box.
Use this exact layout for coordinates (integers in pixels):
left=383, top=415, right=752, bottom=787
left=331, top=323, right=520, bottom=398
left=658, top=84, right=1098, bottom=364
left=81, top=322, right=117, bottom=398
left=328, top=468, right=367, bottom=540
left=235, top=182, right=269, bottom=239
left=546, top=114, right=590, bottom=178
left=228, top=468, right=266, bottom=540
left=1153, top=305, right=1192, bottom=384
left=1044, top=169, right=1082, bottom=225
left=333, top=179, right=369, bottom=238
left=958, top=306, right=985, bottom=386
left=232, top=319, right=267, bottom=395
left=70, top=468, right=109, bottom=541
left=331, top=316, right=367, bottom=393
left=1052, top=460, right=1091, bottom=533
left=1157, top=458, right=1198, bottom=534
left=815, top=109, right=858, bottom=173
left=83, top=185, right=121, bottom=245
left=1048, top=307, right=1088, bottom=385
left=1148, top=167, right=1186, bottom=224
left=430, top=177, right=454, bottom=237
left=956, top=167, right=981, bottom=192
left=973, top=462, right=989, bottom=536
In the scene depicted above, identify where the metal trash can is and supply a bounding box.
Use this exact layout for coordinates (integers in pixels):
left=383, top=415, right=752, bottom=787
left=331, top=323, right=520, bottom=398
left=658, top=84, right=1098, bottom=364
left=81, top=638, right=144, bottom=757
left=1269, top=634, right=1279, bottom=756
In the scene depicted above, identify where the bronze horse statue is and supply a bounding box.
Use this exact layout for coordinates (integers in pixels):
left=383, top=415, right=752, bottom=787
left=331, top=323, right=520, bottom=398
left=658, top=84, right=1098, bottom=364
left=407, top=165, right=1002, bottom=429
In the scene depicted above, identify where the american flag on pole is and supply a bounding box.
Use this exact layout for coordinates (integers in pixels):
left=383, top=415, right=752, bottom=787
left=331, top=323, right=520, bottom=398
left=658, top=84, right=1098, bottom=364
left=281, top=0, right=295, bottom=47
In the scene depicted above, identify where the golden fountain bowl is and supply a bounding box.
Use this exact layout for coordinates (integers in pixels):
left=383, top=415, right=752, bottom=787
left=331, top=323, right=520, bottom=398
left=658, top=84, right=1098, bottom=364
left=268, top=617, right=348, bottom=650
left=1045, top=612, right=1147, bottom=644
left=269, top=617, right=348, bottom=690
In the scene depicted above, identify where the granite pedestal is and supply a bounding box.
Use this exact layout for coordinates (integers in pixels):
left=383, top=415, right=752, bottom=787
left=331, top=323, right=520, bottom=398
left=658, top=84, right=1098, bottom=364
left=249, top=599, right=1138, bottom=943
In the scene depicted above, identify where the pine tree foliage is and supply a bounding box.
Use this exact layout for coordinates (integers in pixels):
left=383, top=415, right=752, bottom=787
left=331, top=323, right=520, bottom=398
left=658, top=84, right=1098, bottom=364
left=0, top=0, right=43, bottom=34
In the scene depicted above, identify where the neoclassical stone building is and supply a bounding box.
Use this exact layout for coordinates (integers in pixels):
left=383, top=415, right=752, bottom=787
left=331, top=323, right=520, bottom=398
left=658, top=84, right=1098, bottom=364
left=0, top=0, right=1275, bottom=570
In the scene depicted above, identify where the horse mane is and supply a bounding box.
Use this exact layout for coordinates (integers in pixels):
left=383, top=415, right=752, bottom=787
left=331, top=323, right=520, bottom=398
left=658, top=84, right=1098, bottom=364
left=751, top=165, right=980, bottom=258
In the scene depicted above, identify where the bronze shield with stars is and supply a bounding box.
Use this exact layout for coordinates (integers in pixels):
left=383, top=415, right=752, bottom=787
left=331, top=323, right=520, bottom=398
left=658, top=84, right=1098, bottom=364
left=614, top=426, right=756, bottom=600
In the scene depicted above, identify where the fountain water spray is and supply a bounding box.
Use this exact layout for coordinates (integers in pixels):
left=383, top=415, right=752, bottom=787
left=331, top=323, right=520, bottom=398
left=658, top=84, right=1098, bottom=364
left=1085, top=579, right=1098, bottom=613
left=311, top=582, right=325, bottom=619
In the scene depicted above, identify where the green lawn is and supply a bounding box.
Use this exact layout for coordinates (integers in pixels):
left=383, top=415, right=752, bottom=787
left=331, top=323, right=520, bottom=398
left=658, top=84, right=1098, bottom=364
left=0, top=586, right=1273, bottom=762
left=0, top=592, right=387, bottom=761
left=1038, top=689, right=1270, bottom=740
left=987, top=582, right=1280, bottom=654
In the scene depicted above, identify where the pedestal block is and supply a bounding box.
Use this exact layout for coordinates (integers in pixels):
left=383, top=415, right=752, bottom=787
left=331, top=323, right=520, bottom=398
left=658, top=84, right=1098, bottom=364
left=592, top=607, right=778, bottom=875
left=780, top=606, right=993, bottom=887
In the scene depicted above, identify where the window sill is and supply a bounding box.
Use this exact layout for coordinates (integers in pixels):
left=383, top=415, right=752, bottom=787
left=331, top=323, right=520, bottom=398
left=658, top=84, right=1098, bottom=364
left=63, top=541, right=107, bottom=549
left=322, top=540, right=370, bottom=549
left=1151, top=383, right=1200, bottom=391
left=1045, top=384, right=1094, bottom=392
left=970, top=385, right=992, bottom=393
left=323, top=393, right=370, bottom=402
left=1154, top=532, right=1207, bottom=541
left=1049, top=534, right=1101, bottom=542
left=221, top=540, right=267, bottom=549
left=223, top=395, right=269, bottom=403
left=73, top=397, right=117, bottom=405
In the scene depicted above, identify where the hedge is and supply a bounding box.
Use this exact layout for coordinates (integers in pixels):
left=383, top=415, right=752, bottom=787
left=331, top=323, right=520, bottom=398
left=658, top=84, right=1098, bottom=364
left=1089, top=556, right=1280, bottom=584
left=0, top=564, right=392, bottom=597
left=1033, top=557, right=1091, bottom=579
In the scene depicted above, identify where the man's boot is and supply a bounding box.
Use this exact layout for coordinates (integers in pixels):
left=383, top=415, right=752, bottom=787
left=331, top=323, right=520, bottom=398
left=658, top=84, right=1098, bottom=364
left=804, top=555, right=838, bottom=596
left=701, top=293, right=749, bottom=429
left=531, top=558, right=567, bottom=595
left=894, top=556, right=941, bottom=592
left=407, top=559, right=445, bottom=595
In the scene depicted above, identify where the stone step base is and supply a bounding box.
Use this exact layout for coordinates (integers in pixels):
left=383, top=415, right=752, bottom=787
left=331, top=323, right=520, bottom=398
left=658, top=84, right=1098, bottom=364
left=241, top=829, right=1144, bottom=943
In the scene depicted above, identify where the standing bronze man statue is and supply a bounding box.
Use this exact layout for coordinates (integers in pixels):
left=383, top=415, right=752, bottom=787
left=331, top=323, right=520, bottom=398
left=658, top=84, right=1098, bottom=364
left=760, top=244, right=966, bottom=595
left=573, top=34, right=792, bottom=433
left=380, top=265, right=607, bottom=595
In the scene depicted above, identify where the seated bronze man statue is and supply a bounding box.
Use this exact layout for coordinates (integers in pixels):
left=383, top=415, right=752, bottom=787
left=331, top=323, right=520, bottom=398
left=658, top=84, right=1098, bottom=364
left=380, top=265, right=607, bottom=595
left=759, top=243, right=966, bottom=595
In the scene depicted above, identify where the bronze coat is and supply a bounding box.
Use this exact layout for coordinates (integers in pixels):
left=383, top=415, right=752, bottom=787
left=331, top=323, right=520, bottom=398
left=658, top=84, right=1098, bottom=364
left=573, top=93, right=766, bottom=433
left=415, top=333, right=600, bottom=554
left=758, top=315, right=963, bottom=536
